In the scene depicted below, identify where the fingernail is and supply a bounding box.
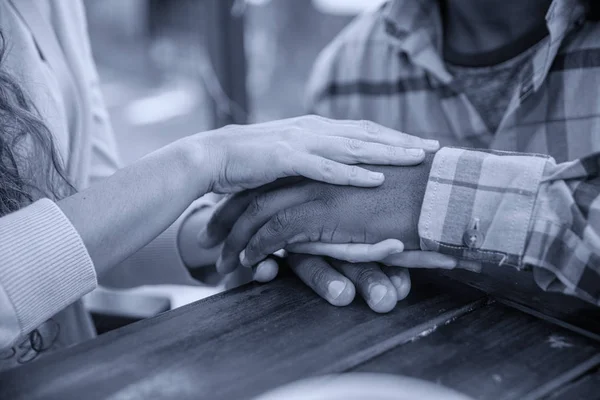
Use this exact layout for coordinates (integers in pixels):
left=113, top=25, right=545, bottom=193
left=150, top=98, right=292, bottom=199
left=369, top=172, right=384, bottom=181
left=424, top=139, right=440, bottom=150
left=407, top=148, right=424, bottom=157
left=389, top=248, right=404, bottom=255
left=328, top=280, right=346, bottom=300
left=253, top=260, right=278, bottom=283
left=216, top=254, right=224, bottom=273
left=239, top=250, right=251, bottom=268
left=369, top=284, right=388, bottom=305
left=390, top=275, right=402, bottom=289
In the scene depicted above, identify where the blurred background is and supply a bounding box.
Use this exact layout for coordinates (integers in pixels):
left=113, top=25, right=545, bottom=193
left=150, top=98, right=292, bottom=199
left=81, top=0, right=386, bottom=316
left=84, top=0, right=386, bottom=164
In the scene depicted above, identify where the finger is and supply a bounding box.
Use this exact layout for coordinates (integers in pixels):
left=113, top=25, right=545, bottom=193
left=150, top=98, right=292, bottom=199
left=284, top=115, right=440, bottom=151
left=332, top=261, right=398, bottom=313
left=279, top=152, right=385, bottom=188
left=288, top=254, right=355, bottom=306
left=218, top=183, right=314, bottom=274
left=305, top=136, right=425, bottom=166
left=198, top=193, right=248, bottom=248
left=382, top=250, right=482, bottom=273
left=198, top=177, right=303, bottom=248
left=223, top=267, right=254, bottom=290
left=252, top=257, right=279, bottom=283
left=380, top=266, right=412, bottom=301
left=382, top=250, right=456, bottom=269
left=285, top=239, right=404, bottom=264
left=456, top=259, right=483, bottom=273
left=240, top=201, right=326, bottom=267
left=343, top=119, right=441, bottom=152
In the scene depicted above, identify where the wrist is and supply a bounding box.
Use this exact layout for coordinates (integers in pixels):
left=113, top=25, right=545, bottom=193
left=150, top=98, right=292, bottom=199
left=415, top=153, right=435, bottom=205
left=408, top=153, right=434, bottom=248
left=173, top=135, right=214, bottom=198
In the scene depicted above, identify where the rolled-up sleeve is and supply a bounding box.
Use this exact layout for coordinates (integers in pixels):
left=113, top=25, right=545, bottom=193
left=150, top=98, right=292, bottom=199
left=0, top=199, right=96, bottom=350
left=419, top=147, right=600, bottom=305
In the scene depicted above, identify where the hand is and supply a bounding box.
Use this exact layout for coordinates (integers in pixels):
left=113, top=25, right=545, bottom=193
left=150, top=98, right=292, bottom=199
left=199, top=158, right=434, bottom=273
left=241, top=240, right=480, bottom=313
left=284, top=242, right=480, bottom=312
left=287, top=240, right=481, bottom=272
left=287, top=255, right=411, bottom=313
left=179, top=206, right=222, bottom=268
left=190, top=115, right=439, bottom=194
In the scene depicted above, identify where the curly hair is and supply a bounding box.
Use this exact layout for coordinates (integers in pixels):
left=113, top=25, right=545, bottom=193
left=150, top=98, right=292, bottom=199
left=0, top=31, right=74, bottom=216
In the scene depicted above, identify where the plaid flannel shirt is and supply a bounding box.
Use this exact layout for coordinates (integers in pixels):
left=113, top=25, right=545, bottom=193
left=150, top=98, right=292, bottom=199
left=306, top=0, right=600, bottom=304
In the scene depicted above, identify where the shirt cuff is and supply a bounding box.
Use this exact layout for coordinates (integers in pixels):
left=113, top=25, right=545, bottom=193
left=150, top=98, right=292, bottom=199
left=0, top=199, right=96, bottom=348
left=418, top=147, right=549, bottom=268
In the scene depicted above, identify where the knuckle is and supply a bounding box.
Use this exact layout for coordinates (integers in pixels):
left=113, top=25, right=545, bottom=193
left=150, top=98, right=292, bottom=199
left=345, top=138, right=363, bottom=153
left=354, top=267, right=376, bottom=286
left=248, top=195, right=266, bottom=218
left=308, top=263, right=329, bottom=287
left=319, top=158, right=335, bottom=180
left=385, top=145, right=397, bottom=159
left=360, top=119, right=380, bottom=136
left=268, top=211, right=290, bottom=234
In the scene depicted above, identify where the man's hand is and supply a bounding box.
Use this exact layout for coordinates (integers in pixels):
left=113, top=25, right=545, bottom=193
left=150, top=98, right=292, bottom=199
left=286, top=255, right=412, bottom=313
left=200, top=157, right=433, bottom=274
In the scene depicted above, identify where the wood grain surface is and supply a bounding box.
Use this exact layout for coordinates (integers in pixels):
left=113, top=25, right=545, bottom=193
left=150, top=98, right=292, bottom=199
left=443, top=266, right=600, bottom=337
left=352, top=302, right=600, bottom=400
left=544, top=370, right=600, bottom=400
left=0, top=271, right=484, bottom=400
left=0, top=270, right=598, bottom=400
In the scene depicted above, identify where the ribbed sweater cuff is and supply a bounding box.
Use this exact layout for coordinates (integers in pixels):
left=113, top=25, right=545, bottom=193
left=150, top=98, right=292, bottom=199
left=0, top=199, right=96, bottom=337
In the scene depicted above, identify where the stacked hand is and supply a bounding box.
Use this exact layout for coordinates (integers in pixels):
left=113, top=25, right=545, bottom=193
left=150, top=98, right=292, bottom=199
left=199, top=154, right=480, bottom=313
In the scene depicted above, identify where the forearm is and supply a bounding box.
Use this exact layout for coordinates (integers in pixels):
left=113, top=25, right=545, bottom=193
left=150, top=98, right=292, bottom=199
left=58, top=138, right=209, bottom=277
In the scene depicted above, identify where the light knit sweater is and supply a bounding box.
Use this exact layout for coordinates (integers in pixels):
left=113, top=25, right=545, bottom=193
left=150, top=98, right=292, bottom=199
left=0, top=0, right=211, bottom=369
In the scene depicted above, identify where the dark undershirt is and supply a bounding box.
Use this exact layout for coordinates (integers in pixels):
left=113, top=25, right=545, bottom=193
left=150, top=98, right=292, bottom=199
left=440, top=8, right=549, bottom=132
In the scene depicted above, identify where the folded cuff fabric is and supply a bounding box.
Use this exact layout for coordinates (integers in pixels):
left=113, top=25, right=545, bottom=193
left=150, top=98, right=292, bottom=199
left=418, top=147, right=548, bottom=269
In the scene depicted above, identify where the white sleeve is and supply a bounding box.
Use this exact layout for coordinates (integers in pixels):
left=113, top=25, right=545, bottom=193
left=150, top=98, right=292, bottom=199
left=0, top=200, right=96, bottom=350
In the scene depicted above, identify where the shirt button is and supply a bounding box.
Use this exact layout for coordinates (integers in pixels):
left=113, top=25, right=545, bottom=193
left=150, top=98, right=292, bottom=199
left=463, top=229, right=483, bottom=249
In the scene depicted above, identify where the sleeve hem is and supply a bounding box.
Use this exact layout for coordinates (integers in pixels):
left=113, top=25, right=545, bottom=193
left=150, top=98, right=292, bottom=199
left=418, top=147, right=548, bottom=267
left=0, top=199, right=97, bottom=338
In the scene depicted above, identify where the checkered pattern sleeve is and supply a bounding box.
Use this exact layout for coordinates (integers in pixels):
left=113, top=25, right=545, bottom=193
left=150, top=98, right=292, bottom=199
left=419, top=147, right=600, bottom=305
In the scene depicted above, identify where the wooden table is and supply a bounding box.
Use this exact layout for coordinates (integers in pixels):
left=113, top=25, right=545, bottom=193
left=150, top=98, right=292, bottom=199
left=1, top=269, right=600, bottom=400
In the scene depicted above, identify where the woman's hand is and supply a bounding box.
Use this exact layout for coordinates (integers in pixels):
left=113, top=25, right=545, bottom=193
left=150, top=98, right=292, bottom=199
left=193, top=115, right=439, bottom=194
left=286, top=240, right=481, bottom=272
